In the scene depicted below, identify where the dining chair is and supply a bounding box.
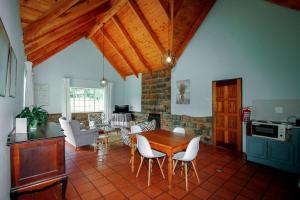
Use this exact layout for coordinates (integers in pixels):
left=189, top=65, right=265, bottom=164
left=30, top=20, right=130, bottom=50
left=172, top=136, right=201, bottom=191
left=131, top=125, right=142, bottom=134
left=136, top=135, right=166, bottom=186
left=173, top=127, right=185, bottom=135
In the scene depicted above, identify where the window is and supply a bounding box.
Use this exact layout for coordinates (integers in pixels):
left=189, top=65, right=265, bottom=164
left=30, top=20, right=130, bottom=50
left=70, top=87, right=104, bottom=113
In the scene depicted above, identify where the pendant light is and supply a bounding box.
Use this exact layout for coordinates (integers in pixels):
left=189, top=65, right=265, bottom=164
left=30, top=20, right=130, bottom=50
left=100, top=23, right=108, bottom=87
left=162, top=0, right=176, bottom=68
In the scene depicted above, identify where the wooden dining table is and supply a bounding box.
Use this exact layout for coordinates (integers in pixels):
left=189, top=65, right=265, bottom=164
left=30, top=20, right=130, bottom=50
left=130, top=129, right=193, bottom=189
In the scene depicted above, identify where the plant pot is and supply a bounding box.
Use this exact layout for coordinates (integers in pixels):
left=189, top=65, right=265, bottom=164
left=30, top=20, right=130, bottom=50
left=29, top=119, right=38, bottom=131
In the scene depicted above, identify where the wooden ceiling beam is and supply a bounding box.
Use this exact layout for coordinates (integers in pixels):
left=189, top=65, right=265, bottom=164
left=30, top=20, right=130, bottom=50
left=128, top=0, right=165, bottom=55
left=112, top=16, right=152, bottom=73
left=175, top=0, right=215, bottom=58
left=24, top=0, right=110, bottom=43
left=103, top=30, right=139, bottom=77
left=32, top=34, right=83, bottom=67
left=90, top=37, right=126, bottom=79
left=28, top=21, right=94, bottom=61
left=25, top=9, right=99, bottom=55
left=24, top=0, right=80, bottom=35
left=158, top=0, right=184, bottom=19
left=88, top=0, right=128, bottom=38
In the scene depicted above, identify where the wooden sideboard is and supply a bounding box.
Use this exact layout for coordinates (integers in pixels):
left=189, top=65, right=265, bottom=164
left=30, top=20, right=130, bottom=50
left=7, top=123, right=67, bottom=200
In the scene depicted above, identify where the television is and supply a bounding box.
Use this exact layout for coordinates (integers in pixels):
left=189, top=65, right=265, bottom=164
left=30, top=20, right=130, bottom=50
left=114, top=105, right=129, bottom=113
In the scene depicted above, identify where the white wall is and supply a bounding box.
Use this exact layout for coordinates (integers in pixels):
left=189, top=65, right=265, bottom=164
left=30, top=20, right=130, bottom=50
left=33, top=38, right=125, bottom=113
left=124, top=74, right=142, bottom=112
left=171, top=0, right=300, bottom=117
left=0, top=0, right=26, bottom=199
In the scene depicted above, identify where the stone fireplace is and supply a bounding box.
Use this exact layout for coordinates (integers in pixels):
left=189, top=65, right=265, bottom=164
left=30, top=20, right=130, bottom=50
left=148, top=113, right=161, bottom=129
left=133, top=69, right=213, bottom=143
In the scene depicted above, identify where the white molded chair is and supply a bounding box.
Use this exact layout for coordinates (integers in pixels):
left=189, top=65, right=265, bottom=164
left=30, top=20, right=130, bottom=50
left=173, top=127, right=185, bottom=135
left=127, top=125, right=142, bottom=163
left=173, top=136, right=201, bottom=191
left=131, top=125, right=142, bottom=134
left=59, top=117, right=98, bottom=150
left=136, top=135, right=166, bottom=186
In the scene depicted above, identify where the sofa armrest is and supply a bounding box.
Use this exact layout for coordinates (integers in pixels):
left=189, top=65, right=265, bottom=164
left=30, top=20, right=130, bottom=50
left=80, top=128, right=98, bottom=135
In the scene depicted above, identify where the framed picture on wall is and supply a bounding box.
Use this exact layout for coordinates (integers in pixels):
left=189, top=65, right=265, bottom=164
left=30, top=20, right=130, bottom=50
left=8, top=46, right=17, bottom=98
left=176, top=79, right=190, bottom=104
left=0, top=18, right=10, bottom=97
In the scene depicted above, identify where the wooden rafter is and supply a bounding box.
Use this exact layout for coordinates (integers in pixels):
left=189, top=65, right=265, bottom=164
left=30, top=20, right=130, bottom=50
left=175, top=0, right=215, bottom=58
left=28, top=21, right=94, bottom=61
left=112, top=16, right=152, bottom=73
left=88, top=0, right=128, bottom=38
left=103, top=29, right=139, bottom=77
left=24, top=0, right=80, bottom=34
left=21, top=0, right=216, bottom=77
left=128, top=0, right=165, bottom=55
left=158, top=0, right=184, bottom=19
left=24, top=0, right=110, bottom=43
left=25, top=10, right=99, bottom=55
left=91, top=36, right=126, bottom=79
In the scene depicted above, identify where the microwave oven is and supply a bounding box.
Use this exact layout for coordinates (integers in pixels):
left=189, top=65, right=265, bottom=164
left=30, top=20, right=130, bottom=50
left=251, top=121, right=292, bottom=141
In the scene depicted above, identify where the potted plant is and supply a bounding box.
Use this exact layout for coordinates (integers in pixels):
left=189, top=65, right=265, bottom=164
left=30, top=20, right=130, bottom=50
left=16, top=106, right=48, bottom=131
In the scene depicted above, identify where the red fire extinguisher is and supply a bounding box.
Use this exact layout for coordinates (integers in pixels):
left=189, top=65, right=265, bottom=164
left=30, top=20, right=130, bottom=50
left=241, top=107, right=251, bottom=122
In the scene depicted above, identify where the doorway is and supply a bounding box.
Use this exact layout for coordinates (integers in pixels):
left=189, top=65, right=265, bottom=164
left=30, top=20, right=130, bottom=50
left=212, top=78, right=242, bottom=151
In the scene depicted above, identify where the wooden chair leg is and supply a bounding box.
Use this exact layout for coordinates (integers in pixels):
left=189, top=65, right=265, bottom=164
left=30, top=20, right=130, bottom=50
left=173, top=160, right=178, bottom=175
left=156, top=158, right=165, bottom=179
left=148, top=159, right=151, bottom=186
left=191, top=160, right=200, bottom=183
left=136, top=156, right=144, bottom=178
left=185, top=162, right=188, bottom=191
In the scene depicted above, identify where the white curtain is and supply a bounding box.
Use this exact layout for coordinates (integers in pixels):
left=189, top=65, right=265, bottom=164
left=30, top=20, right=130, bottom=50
left=104, top=82, right=113, bottom=122
left=62, top=78, right=71, bottom=120
left=24, top=61, right=34, bottom=107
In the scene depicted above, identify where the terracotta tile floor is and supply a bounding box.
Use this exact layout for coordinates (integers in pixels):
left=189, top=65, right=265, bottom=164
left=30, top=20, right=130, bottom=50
left=19, top=139, right=300, bottom=200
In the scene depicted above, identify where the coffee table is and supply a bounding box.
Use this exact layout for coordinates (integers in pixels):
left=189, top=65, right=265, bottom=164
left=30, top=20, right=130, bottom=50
left=94, top=125, right=117, bottom=152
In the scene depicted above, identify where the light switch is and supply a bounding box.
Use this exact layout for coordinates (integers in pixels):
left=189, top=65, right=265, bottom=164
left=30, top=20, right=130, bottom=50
left=275, top=106, right=283, bottom=114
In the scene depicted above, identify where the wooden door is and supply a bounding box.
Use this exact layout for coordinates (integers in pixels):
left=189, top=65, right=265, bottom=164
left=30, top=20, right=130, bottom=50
left=213, top=78, right=242, bottom=151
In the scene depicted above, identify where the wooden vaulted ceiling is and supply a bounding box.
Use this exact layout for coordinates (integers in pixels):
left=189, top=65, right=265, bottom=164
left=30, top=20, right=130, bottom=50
left=21, top=0, right=216, bottom=78
left=20, top=0, right=300, bottom=78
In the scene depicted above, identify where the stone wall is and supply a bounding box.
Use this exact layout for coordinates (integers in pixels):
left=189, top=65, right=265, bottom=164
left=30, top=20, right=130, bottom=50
left=142, top=69, right=171, bottom=113
left=47, top=112, right=102, bottom=128
left=132, top=112, right=213, bottom=143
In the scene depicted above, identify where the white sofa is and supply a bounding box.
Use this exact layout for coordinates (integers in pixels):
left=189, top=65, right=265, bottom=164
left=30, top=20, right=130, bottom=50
left=59, top=117, right=98, bottom=149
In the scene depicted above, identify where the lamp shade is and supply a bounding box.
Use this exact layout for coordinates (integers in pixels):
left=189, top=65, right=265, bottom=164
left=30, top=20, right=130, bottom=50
left=100, top=78, right=108, bottom=87
left=162, top=50, right=176, bottom=68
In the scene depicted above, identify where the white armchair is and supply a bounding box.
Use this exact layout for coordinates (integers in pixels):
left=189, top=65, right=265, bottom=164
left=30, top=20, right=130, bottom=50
left=59, top=117, right=98, bottom=149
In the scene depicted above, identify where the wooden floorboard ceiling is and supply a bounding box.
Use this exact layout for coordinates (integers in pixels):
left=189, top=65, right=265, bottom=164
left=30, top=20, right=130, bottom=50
left=21, top=0, right=216, bottom=77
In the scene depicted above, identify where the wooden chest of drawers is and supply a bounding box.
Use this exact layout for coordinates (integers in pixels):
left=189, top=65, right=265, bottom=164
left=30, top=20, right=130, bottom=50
left=8, top=123, right=67, bottom=200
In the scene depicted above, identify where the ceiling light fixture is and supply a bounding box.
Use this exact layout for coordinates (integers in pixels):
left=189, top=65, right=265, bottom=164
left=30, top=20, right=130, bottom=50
left=100, top=23, right=108, bottom=87
left=162, top=0, right=176, bottom=68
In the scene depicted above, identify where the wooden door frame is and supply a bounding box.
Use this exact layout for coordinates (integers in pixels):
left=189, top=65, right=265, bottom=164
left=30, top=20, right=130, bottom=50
left=212, top=78, right=242, bottom=151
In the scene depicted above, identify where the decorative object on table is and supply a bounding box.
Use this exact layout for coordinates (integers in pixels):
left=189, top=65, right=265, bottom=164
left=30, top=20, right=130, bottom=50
left=176, top=79, right=190, bottom=104
left=8, top=46, right=17, bottom=98
left=0, top=17, right=10, bottom=97
left=16, top=105, right=48, bottom=131
left=15, top=118, right=27, bottom=133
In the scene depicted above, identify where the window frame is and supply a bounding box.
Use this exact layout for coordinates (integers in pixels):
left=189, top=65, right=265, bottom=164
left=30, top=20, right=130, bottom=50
left=70, top=87, right=104, bottom=113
